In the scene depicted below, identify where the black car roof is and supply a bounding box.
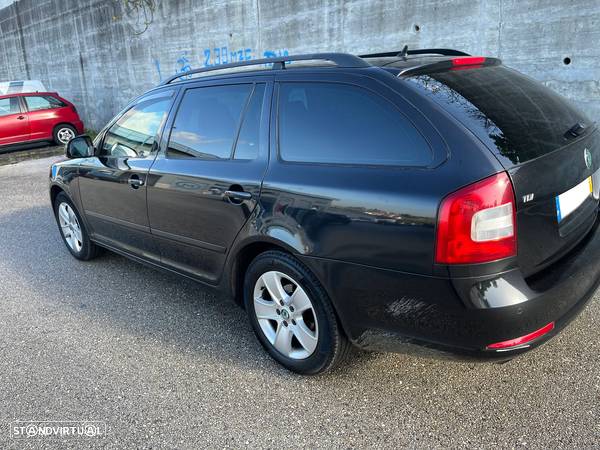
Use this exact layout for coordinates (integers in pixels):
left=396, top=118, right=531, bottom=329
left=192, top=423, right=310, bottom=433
left=157, top=48, right=473, bottom=87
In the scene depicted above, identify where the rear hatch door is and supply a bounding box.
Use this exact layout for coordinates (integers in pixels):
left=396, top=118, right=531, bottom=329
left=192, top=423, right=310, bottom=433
left=404, top=62, right=599, bottom=276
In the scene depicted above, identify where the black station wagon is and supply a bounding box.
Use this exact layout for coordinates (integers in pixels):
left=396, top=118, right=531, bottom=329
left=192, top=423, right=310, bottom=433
left=50, top=49, right=600, bottom=374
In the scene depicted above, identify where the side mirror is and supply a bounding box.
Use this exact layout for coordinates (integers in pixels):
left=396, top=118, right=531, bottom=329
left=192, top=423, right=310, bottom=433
left=66, top=135, right=95, bottom=159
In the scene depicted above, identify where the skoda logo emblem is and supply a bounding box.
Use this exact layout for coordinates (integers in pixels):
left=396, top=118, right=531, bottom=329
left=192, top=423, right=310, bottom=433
left=281, top=309, right=290, bottom=320
left=584, top=148, right=592, bottom=169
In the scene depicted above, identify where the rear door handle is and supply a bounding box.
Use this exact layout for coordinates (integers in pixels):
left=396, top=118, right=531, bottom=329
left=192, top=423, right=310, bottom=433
left=128, top=175, right=145, bottom=189
left=224, top=190, right=252, bottom=201
left=17, top=116, right=25, bottom=120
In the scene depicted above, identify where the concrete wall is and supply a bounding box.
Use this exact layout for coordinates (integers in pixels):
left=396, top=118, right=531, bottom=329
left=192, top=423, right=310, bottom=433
left=1, top=0, right=599, bottom=130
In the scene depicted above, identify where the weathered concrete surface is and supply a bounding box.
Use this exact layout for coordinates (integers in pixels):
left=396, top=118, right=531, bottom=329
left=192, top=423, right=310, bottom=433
left=0, top=0, right=599, bottom=130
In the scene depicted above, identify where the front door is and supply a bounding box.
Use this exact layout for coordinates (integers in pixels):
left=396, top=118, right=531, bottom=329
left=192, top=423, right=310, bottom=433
left=147, top=79, right=272, bottom=282
left=78, top=89, right=177, bottom=260
left=0, top=96, right=29, bottom=145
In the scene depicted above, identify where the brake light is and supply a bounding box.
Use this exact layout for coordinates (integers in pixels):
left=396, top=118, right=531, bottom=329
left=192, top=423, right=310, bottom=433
left=451, top=56, right=486, bottom=67
left=486, top=322, right=555, bottom=350
left=435, top=172, right=516, bottom=264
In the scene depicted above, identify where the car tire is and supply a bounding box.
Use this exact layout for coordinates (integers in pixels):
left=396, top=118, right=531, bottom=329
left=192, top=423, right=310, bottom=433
left=53, top=124, right=77, bottom=145
left=53, top=192, right=100, bottom=261
left=244, top=250, right=351, bottom=375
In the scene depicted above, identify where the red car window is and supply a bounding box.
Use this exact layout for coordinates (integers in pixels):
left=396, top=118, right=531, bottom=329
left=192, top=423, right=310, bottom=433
left=0, top=97, right=21, bottom=117
left=24, top=95, right=65, bottom=111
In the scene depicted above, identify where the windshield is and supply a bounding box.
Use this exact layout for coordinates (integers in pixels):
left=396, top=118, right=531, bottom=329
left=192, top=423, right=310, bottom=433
left=403, top=65, right=591, bottom=166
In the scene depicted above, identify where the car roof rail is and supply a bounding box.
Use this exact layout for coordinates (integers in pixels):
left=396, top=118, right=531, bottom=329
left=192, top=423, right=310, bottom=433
left=359, top=48, right=471, bottom=58
left=160, top=53, right=371, bottom=85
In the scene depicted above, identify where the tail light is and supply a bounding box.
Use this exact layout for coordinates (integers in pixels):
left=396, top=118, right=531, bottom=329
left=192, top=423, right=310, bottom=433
left=435, top=172, right=516, bottom=264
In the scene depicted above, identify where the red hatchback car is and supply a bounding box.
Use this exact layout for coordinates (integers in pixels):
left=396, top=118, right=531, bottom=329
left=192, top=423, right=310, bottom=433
left=0, top=92, right=84, bottom=148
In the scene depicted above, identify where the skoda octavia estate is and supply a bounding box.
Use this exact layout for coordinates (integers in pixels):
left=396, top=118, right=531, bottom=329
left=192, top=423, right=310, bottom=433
left=50, top=49, right=600, bottom=374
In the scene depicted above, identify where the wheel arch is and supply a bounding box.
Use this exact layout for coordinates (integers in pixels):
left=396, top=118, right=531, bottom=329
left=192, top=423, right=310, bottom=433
left=228, top=237, right=302, bottom=308
left=52, top=122, right=77, bottom=133
left=50, top=184, right=86, bottom=230
left=50, top=184, right=65, bottom=207
left=227, top=236, right=348, bottom=339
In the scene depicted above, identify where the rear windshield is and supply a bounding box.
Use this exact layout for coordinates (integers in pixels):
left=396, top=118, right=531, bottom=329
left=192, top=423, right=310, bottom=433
left=404, top=65, right=590, bottom=166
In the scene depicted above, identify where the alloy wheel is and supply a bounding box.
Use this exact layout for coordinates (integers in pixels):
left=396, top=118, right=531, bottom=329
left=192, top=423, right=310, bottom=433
left=58, top=202, right=83, bottom=253
left=57, top=127, right=75, bottom=144
left=253, top=271, right=319, bottom=359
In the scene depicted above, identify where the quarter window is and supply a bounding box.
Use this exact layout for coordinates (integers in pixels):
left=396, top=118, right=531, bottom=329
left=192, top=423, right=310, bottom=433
left=0, top=97, right=21, bottom=117
left=278, top=83, right=432, bottom=166
left=167, top=84, right=254, bottom=160
left=100, top=96, right=172, bottom=158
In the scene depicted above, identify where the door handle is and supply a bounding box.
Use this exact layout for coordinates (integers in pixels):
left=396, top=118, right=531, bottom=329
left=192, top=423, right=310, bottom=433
left=16, top=116, right=25, bottom=120
left=128, top=175, right=145, bottom=189
left=224, top=190, right=252, bottom=202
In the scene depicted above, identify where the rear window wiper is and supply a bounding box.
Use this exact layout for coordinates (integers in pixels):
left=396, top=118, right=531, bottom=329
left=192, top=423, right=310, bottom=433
left=565, top=122, right=587, bottom=139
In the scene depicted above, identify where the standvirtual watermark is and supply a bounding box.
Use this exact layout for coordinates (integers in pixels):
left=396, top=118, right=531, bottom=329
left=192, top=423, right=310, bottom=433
left=9, top=421, right=106, bottom=439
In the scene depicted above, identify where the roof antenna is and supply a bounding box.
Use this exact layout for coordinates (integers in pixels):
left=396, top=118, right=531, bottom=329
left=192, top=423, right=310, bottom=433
left=397, top=45, right=409, bottom=58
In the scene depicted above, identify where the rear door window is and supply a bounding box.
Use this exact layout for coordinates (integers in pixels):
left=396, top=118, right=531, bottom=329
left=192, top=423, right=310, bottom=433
left=404, top=65, right=590, bottom=166
left=0, top=97, right=21, bottom=116
left=167, top=84, right=254, bottom=160
left=24, top=95, right=65, bottom=111
left=234, top=84, right=266, bottom=160
left=277, top=82, right=432, bottom=166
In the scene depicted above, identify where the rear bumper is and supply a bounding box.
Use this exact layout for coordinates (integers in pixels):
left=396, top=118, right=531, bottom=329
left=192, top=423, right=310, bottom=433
left=301, top=216, right=600, bottom=358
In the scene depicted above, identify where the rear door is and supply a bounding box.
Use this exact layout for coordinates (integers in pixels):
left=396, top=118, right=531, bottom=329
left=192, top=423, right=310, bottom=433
left=23, top=95, right=69, bottom=140
left=78, top=89, right=177, bottom=260
left=0, top=96, right=29, bottom=145
left=404, top=64, right=599, bottom=275
left=260, top=71, right=448, bottom=275
left=147, top=77, right=272, bottom=283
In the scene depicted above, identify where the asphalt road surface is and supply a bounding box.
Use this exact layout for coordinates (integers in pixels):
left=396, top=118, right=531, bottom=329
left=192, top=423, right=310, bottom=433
left=0, top=156, right=598, bottom=449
